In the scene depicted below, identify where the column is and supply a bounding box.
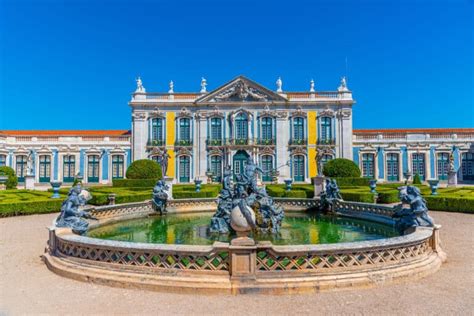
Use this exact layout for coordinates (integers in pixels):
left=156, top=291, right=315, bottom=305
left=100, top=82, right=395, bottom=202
left=102, top=149, right=109, bottom=183
left=377, top=147, right=384, bottom=180
left=196, top=115, right=208, bottom=181
left=340, top=110, right=353, bottom=159
left=53, top=149, right=59, bottom=181
left=276, top=116, right=290, bottom=182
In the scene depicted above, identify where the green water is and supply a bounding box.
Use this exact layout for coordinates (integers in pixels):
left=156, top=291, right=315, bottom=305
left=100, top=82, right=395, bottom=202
left=87, top=212, right=399, bottom=245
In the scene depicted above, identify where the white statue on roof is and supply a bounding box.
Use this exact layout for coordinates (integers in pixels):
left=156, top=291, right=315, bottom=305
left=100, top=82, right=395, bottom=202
left=168, top=80, right=174, bottom=93
left=338, top=76, right=349, bottom=92
left=276, top=77, right=283, bottom=93
left=310, top=79, right=315, bottom=92
left=135, top=77, right=145, bottom=93
left=200, top=77, right=207, bottom=93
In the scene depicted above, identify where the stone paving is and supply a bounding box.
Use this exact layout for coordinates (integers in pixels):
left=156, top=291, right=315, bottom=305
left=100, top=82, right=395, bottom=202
left=0, top=211, right=473, bottom=315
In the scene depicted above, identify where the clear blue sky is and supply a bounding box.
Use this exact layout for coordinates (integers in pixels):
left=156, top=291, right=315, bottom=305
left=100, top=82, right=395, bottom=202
left=0, top=0, right=472, bottom=130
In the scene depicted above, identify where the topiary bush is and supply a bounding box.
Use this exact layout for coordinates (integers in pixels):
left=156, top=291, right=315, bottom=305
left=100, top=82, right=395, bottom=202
left=413, top=173, right=422, bottom=185
left=323, top=158, right=361, bottom=178
left=0, top=166, right=18, bottom=189
left=125, top=159, right=162, bottom=180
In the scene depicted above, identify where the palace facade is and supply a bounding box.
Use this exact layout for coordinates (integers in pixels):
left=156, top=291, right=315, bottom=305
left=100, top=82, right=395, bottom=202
left=1, top=75, right=473, bottom=187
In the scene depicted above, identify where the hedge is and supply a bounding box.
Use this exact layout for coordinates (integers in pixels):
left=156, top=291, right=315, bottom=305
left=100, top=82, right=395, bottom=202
left=425, top=196, right=474, bottom=213
left=126, top=159, right=162, bottom=179
left=112, top=178, right=160, bottom=188
left=0, top=199, right=63, bottom=217
left=266, top=184, right=314, bottom=198
left=0, top=166, right=18, bottom=189
left=173, top=184, right=221, bottom=199
left=323, top=158, right=361, bottom=178
left=339, top=190, right=375, bottom=203
left=332, top=177, right=371, bottom=187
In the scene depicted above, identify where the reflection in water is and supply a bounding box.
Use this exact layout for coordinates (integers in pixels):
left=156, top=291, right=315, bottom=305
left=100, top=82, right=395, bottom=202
left=87, top=212, right=398, bottom=246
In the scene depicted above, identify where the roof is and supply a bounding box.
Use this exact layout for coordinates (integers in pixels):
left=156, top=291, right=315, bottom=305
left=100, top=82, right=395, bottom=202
left=353, top=128, right=474, bottom=134
left=0, top=130, right=131, bottom=137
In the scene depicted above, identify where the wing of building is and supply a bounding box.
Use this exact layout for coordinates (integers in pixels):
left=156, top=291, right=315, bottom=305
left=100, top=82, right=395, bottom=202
left=0, top=75, right=473, bottom=187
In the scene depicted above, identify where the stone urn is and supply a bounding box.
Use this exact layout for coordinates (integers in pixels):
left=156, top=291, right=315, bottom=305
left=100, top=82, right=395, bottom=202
left=50, top=181, right=62, bottom=199
left=194, top=179, right=203, bottom=192
left=284, top=179, right=293, bottom=191
left=428, top=179, right=440, bottom=195
left=230, top=205, right=256, bottom=238
left=369, top=179, right=377, bottom=194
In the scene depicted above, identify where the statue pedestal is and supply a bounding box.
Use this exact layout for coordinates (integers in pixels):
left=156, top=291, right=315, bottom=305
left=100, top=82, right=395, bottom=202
left=163, top=177, right=173, bottom=200
left=447, top=171, right=457, bottom=187
left=24, top=175, right=35, bottom=190
left=229, top=237, right=256, bottom=281
left=312, top=176, right=325, bottom=198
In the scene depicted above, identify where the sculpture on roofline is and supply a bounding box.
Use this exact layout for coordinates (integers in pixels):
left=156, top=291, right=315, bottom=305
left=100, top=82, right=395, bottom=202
left=200, top=77, right=207, bottom=93
left=319, top=178, right=343, bottom=213
left=135, top=77, right=145, bottom=93
left=56, top=183, right=96, bottom=235
left=392, top=185, right=434, bottom=234
left=152, top=179, right=169, bottom=215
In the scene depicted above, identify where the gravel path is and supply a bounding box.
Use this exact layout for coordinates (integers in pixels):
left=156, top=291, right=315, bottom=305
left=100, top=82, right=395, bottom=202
left=1, top=211, right=473, bottom=315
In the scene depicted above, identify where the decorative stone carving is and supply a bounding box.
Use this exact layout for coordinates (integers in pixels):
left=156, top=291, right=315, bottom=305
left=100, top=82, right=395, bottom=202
left=319, top=178, right=343, bottom=213
left=310, top=79, right=315, bottom=92
left=289, top=106, right=306, bottom=118
left=336, top=109, right=351, bottom=118
left=168, top=80, right=174, bottom=93
left=176, top=107, right=192, bottom=118
left=200, top=77, right=207, bottom=93
left=338, top=76, right=349, bottom=92
left=319, top=107, right=335, bottom=118
left=276, top=77, right=283, bottom=92
left=149, top=107, right=165, bottom=118
left=213, top=80, right=268, bottom=102
left=135, top=77, right=145, bottom=93
left=132, top=112, right=147, bottom=120
left=152, top=180, right=169, bottom=215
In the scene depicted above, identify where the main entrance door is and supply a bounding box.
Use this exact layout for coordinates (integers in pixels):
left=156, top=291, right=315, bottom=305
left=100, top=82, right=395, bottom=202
left=233, top=150, right=249, bottom=179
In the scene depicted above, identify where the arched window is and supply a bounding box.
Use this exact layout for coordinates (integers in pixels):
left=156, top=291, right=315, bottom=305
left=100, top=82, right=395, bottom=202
left=0, top=154, right=6, bottom=167
left=412, top=153, right=426, bottom=181
left=87, top=155, right=100, bottom=183
left=261, top=155, right=273, bottom=182
left=179, top=118, right=191, bottom=145
left=112, top=155, right=124, bottom=179
left=293, top=155, right=305, bottom=182
left=63, top=155, right=75, bottom=183
left=437, top=153, right=449, bottom=180
left=16, top=155, right=27, bottom=182
left=386, top=153, right=399, bottom=182
left=179, top=156, right=191, bottom=183
left=235, top=113, right=248, bottom=144
left=39, top=155, right=51, bottom=183
left=152, top=118, right=164, bottom=145
left=210, top=118, right=222, bottom=145
left=293, top=117, right=305, bottom=144
left=261, top=117, right=273, bottom=144
left=209, top=155, right=222, bottom=182
left=362, top=153, right=375, bottom=178
left=320, top=117, right=332, bottom=143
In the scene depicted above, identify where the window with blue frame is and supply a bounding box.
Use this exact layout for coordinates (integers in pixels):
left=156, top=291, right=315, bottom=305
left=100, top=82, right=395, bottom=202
left=0, top=154, right=6, bottom=167
left=179, top=156, right=191, bottom=182
left=112, top=155, right=124, bottom=179
left=16, top=155, right=27, bottom=182
left=210, top=118, right=222, bottom=145
left=63, top=155, right=75, bottom=183
left=261, top=155, right=273, bottom=182
left=261, top=117, right=273, bottom=144
left=87, top=155, right=100, bottom=183
left=152, top=118, right=164, bottom=145
left=437, top=153, right=449, bottom=180
left=39, top=155, right=51, bottom=183
left=209, top=155, right=222, bottom=182
left=412, top=153, right=426, bottom=180
left=320, top=117, right=332, bottom=143
left=321, top=154, right=333, bottom=169
left=179, top=118, right=191, bottom=145
left=235, top=113, right=248, bottom=143
left=293, top=155, right=305, bottom=181
left=293, top=117, right=305, bottom=144
left=462, top=152, right=474, bottom=181
left=386, top=153, right=399, bottom=182
left=362, top=153, right=375, bottom=178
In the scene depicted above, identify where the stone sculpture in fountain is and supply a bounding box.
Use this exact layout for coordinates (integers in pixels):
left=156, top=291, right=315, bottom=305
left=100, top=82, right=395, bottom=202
left=152, top=179, right=169, bottom=215
left=56, top=183, right=96, bottom=234
left=210, top=158, right=284, bottom=236
left=319, top=178, right=343, bottom=213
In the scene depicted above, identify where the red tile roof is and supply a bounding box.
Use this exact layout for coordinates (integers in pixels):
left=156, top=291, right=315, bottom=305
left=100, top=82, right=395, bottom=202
left=0, top=130, right=131, bottom=137
left=353, top=128, right=474, bottom=134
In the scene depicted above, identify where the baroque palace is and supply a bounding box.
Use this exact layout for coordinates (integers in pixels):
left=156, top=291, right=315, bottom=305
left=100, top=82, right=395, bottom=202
left=1, top=75, right=473, bottom=186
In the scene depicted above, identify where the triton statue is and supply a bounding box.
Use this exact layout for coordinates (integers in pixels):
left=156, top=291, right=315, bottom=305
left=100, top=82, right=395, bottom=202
left=319, top=178, right=343, bottom=213
left=210, top=159, right=284, bottom=235
left=152, top=179, right=169, bottom=215
left=56, top=184, right=96, bottom=234
left=392, top=185, right=435, bottom=234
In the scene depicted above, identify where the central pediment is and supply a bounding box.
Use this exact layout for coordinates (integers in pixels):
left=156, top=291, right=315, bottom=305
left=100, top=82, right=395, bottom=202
left=196, top=76, right=287, bottom=103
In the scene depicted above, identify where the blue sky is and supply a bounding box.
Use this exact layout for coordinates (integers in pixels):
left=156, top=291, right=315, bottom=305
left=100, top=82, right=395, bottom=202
left=0, top=0, right=472, bottom=130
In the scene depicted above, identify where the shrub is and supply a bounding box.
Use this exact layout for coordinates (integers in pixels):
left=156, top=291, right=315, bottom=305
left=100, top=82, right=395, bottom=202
left=376, top=190, right=400, bottom=203
left=413, top=173, right=422, bottom=185
left=265, top=184, right=314, bottom=198
left=125, top=159, right=162, bottom=179
left=332, top=177, right=371, bottom=187
left=339, top=190, right=375, bottom=203
left=323, top=158, right=361, bottom=178
left=424, top=196, right=474, bottom=213
left=113, top=178, right=159, bottom=188
left=0, top=166, right=18, bottom=189
left=173, top=184, right=221, bottom=199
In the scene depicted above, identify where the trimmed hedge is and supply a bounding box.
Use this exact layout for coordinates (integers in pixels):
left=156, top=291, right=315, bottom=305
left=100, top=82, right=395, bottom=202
left=0, top=199, right=63, bottom=217
left=173, top=184, right=222, bottom=199
left=266, top=184, right=314, bottom=198
left=112, top=178, right=159, bottom=188
left=340, top=190, right=375, bottom=203
left=323, top=158, right=361, bottom=178
left=332, top=177, right=371, bottom=187
left=425, top=195, right=474, bottom=213
left=126, top=159, right=162, bottom=179
left=0, top=166, right=18, bottom=189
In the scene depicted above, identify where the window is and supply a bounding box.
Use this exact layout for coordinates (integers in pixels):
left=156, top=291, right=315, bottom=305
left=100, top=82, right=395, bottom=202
left=462, top=152, right=474, bottom=181
left=362, top=153, right=375, bottom=178
left=321, top=154, right=332, bottom=169
left=320, top=117, right=332, bottom=143
left=0, top=154, right=6, bottom=167
left=39, top=155, right=51, bottom=183
left=16, top=155, right=27, bottom=182
left=261, top=117, right=273, bottom=143
left=386, top=153, right=399, bottom=182
left=437, top=153, right=449, bottom=180
left=412, top=153, right=425, bottom=181
left=293, top=155, right=305, bottom=182
left=179, top=156, right=190, bottom=182
left=235, top=113, right=248, bottom=142
left=210, top=155, right=222, bottom=182
left=179, top=118, right=191, bottom=143
left=152, top=118, right=164, bottom=145
left=63, top=155, right=75, bottom=183
left=87, top=155, right=100, bottom=183
left=112, top=155, right=124, bottom=179
left=261, top=155, right=273, bottom=182
left=210, top=118, right=222, bottom=144
left=293, top=117, right=305, bottom=143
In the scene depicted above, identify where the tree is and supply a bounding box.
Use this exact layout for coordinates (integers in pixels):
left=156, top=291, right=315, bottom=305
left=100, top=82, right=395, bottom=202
left=125, top=159, right=162, bottom=179
left=0, top=166, right=18, bottom=189
left=322, top=158, right=361, bottom=178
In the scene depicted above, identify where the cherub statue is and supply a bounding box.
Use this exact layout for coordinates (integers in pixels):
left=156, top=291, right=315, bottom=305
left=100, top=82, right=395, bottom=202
left=393, top=186, right=434, bottom=234
left=56, top=184, right=96, bottom=234
left=152, top=179, right=169, bottom=215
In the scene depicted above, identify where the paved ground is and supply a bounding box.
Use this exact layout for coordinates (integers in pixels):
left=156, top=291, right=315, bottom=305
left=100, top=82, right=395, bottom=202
left=1, top=211, right=473, bottom=315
